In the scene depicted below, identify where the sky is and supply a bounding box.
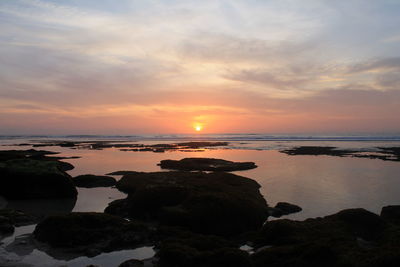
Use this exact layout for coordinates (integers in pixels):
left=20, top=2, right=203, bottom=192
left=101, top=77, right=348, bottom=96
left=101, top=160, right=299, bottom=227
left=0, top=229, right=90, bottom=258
left=1, top=0, right=400, bottom=135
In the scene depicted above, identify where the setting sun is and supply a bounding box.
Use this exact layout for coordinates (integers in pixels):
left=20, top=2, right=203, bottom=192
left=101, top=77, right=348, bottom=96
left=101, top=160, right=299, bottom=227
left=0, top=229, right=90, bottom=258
left=193, top=123, right=203, bottom=132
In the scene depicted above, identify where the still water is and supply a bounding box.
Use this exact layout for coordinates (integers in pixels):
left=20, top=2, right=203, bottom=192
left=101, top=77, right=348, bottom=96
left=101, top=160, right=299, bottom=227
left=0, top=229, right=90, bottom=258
left=1, top=139, right=400, bottom=266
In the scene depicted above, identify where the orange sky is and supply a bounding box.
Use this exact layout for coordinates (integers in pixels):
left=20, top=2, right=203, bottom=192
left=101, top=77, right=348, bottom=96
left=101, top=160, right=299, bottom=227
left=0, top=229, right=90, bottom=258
left=0, top=0, right=400, bottom=134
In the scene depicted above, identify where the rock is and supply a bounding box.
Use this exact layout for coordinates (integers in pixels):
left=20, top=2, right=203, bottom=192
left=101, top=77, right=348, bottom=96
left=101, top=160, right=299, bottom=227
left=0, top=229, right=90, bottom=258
left=0, top=159, right=77, bottom=199
left=159, top=158, right=257, bottom=171
left=280, top=146, right=354, bottom=156
left=327, top=208, right=385, bottom=240
left=267, top=203, right=302, bottom=218
left=0, top=209, right=39, bottom=236
left=274, top=202, right=302, bottom=215
left=73, top=174, right=116, bottom=188
left=0, top=149, right=78, bottom=166
left=0, top=216, right=14, bottom=235
left=23, top=141, right=229, bottom=151
left=105, top=171, right=268, bottom=236
left=251, top=208, right=397, bottom=267
left=118, top=259, right=144, bottom=267
left=106, top=171, right=140, bottom=176
left=175, top=142, right=229, bottom=148
left=5, top=198, right=76, bottom=217
left=0, top=149, right=58, bottom=161
left=267, top=207, right=283, bottom=218
left=280, top=146, right=400, bottom=162
left=0, top=209, right=38, bottom=226
left=33, top=212, right=152, bottom=257
left=381, top=205, right=400, bottom=223
left=157, top=242, right=251, bottom=267
left=57, top=161, right=75, bottom=171
left=155, top=227, right=250, bottom=267
left=257, top=208, right=385, bottom=246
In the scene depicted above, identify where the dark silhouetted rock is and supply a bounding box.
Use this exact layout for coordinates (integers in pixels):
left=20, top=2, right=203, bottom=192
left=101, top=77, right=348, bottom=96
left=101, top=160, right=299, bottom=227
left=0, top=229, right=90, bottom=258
left=0, top=209, right=38, bottom=236
left=251, top=208, right=399, bottom=267
left=381, top=205, right=400, bottom=224
left=275, top=202, right=302, bottom=214
left=281, top=146, right=400, bottom=162
left=0, top=159, right=77, bottom=199
left=0, top=215, right=14, bottom=235
left=0, top=149, right=78, bottom=165
left=155, top=226, right=250, bottom=267
left=106, top=171, right=140, bottom=176
left=281, top=146, right=354, bottom=156
left=159, top=158, right=257, bottom=171
left=105, top=171, right=268, bottom=236
left=157, top=243, right=251, bottom=267
left=0, top=149, right=58, bottom=161
left=118, top=259, right=144, bottom=267
left=73, top=174, right=116, bottom=188
left=5, top=198, right=76, bottom=217
left=0, top=209, right=38, bottom=226
left=23, top=141, right=229, bottom=152
left=328, top=208, right=385, bottom=240
left=267, top=207, right=283, bottom=218
left=267, top=202, right=302, bottom=218
left=33, top=212, right=152, bottom=257
left=175, top=141, right=229, bottom=148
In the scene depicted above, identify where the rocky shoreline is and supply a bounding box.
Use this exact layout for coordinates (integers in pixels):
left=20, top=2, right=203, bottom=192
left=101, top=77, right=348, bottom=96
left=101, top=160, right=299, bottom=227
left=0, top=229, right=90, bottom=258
left=1, top=146, right=400, bottom=266
left=281, top=146, right=400, bottom=161
left=5, top=141, right=230, bottom=153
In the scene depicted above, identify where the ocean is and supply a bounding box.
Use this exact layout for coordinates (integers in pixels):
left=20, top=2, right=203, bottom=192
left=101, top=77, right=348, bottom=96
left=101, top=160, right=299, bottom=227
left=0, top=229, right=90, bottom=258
left=1, top=134, right=400, bottom=266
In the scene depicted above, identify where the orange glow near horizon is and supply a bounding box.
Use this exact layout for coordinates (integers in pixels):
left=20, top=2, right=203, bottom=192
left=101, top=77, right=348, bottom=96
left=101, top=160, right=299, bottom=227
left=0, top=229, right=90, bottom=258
left=193, top=123, right=203, bottom=132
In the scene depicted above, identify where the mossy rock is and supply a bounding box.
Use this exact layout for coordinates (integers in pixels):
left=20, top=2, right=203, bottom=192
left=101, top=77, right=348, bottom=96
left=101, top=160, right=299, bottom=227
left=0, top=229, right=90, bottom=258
left=156, top=229, right=251, bottom=267
left=105, top=171, right=268, bottom=236
left=34, top=212, right=153, bottom=257
left=159, top=158, right=257, bottom=171
left=73, top=174, right=116, bottom=188
left=251, top=208, right=400, bottom=267
left=0, top=159, right=77, bottom=199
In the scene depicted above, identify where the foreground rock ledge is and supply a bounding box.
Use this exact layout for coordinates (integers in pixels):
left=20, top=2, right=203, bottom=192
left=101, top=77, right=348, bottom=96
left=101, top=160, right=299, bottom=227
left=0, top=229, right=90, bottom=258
left=251, top=207, right=400, bottom=267
left=33, top=206, right=400, bottom=266
left=105, top=171, right=269, bottom=236
left=159, top=158, right=257, bottom=171
left=33, top=212, right=152, bottom=257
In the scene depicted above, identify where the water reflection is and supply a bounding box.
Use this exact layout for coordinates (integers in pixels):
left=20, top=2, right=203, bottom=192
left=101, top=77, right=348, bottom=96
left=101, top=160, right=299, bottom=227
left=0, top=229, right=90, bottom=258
left=58, top=145, right=400, bottom=220
left=1, top=140, right=400, bottom=266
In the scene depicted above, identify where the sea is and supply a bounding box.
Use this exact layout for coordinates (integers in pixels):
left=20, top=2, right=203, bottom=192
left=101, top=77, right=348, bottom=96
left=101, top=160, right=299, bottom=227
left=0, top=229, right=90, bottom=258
left=1, top=133, right=400, bottom=266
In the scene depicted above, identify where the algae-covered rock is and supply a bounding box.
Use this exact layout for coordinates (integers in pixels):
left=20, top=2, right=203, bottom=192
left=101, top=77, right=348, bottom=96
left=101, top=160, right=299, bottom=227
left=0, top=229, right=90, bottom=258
left=0, top=159, right=77, bottom=199
left=155, top=226, right=250, bottom=267
left=33, top=212, right=152, bottom=257
left=381, top=205, right=400, bottom=224
left=105, top=171, right=268, bottom=236
left=118, top=259, right=144, bottom=267
left=0, top=209, right=39, bottom=236
left=73, top=174, right=116, bottom=188
left=251, top=208, right=400, bottom=267
left=159, top=158, right=257, bottom=171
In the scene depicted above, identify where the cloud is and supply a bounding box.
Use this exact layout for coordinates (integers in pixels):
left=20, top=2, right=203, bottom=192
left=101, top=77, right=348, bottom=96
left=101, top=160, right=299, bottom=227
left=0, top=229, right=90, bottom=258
left=347, top=57, right=400, bottom=74
left=1, top=0, right=400, bottom=133
left=376, top=72, right=400, bottom=89
left=223, top=69, right=312, bottom=90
